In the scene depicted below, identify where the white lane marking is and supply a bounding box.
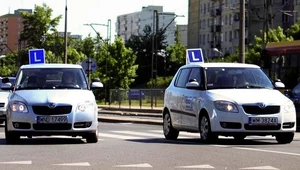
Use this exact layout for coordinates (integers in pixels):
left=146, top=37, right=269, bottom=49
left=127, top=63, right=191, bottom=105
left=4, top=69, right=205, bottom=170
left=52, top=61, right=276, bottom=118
left=98, top=133, right=144, bottom=140
left=113, top=163, right=152, bottom=168
left=234, top=146, right=300, bottom=156
left=0, top=161, right=32, bottom=165
left=175, top=164, right=215, bottom=169
left=53, top=162, right=90, bottom=166
left=112, top=131, right=164, bottom=138
left=240, top=166, right=279, bottom=169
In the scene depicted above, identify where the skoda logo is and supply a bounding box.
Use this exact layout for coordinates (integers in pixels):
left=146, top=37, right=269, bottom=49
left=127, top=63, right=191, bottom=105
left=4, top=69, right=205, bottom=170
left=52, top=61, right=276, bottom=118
left=48, top=103, right=56, bottom=109
left=257, top=102, right=266, bottom=109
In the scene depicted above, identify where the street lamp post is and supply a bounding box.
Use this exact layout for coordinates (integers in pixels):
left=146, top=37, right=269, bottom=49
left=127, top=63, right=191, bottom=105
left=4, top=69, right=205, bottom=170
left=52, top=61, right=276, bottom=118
left=64, top=0, right=68, bottom=64
left=213, top=48, right=224, bottom=61
left=84, top=20, right=111, bottom=104
left=150, top=11, right=184, bottom=108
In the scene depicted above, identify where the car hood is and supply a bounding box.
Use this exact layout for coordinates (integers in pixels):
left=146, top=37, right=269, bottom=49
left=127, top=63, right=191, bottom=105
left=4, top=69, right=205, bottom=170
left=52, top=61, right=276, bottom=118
left=11, top=90, right=95, bottom=105
left=207, top=89, right=290, bottom=105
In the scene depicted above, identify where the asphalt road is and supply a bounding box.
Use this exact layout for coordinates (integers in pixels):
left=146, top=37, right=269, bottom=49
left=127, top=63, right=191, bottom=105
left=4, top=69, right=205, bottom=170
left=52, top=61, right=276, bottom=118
left=0, top=122, right=300, bottom=170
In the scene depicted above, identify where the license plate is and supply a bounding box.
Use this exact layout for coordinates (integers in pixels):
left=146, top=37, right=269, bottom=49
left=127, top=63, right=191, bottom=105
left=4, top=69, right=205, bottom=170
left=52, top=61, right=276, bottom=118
left=37, top=116, right=68, bottom=124
left=249, top=117, right=278, bottom=126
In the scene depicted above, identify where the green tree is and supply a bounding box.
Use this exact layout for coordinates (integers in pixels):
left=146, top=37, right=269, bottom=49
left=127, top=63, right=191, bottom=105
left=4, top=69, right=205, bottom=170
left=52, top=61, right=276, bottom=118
left=125, top=25, right=167, bottom=87
left=287, top=18, right=300, bottom=40
left=20, top=3, right=62, bottom=49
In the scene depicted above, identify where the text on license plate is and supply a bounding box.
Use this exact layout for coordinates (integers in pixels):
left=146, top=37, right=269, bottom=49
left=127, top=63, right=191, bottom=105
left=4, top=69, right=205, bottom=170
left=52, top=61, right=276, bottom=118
left=37, top=116, right=68, bottom=124
left=249, top=117, right=278, bottom=125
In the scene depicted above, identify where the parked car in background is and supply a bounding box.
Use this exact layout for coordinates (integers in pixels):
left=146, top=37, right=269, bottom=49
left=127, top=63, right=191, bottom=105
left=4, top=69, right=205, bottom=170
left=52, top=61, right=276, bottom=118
left=284, top=83, right=300, bottom=126
left=127, top=89, right=145, bottom=100
left=0, top=77, right=16, bottom=124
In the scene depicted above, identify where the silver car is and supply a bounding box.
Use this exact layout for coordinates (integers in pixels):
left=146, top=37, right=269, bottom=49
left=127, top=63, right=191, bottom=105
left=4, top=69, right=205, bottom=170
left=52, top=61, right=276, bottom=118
left=1, top=64, right=103, bottom=144
left=0, top=77, right=16, bottom=124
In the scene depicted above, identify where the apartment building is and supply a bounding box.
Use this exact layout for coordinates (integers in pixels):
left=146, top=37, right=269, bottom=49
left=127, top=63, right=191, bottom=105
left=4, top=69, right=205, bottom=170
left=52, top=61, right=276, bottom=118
left=188, top=0, right=299, bottom=58
left=116, top=5, right=179, bottom=46
left=177, top=25, right=188, bottom=46
left=0, top=9, right=32, bottom=55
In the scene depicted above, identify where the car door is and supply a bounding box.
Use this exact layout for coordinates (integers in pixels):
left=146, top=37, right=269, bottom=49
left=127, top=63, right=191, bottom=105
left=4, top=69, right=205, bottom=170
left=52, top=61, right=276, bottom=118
left=170, top=68, right=190, bottom=127
left=181, top=67, right=202, bottom=130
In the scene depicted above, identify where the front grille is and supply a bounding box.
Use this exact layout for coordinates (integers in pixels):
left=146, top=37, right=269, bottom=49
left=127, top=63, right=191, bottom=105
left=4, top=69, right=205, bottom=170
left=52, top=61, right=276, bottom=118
left=33, top=123, right=72, bottom=130
left=242, top=105, right=280, bottom=114
left=244, top=124, right=281, bottom=130
left=32, top=106, right=72, bottom=115
left=0, top=103, right=5, bottom=107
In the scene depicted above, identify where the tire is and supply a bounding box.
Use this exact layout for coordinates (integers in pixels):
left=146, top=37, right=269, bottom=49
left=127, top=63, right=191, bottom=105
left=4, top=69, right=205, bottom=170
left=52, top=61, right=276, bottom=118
left=86, top=133, right=98, bottom=143
left=163, top=111, right=179, bottom=140
left=5, top=122, right=20, bottom=144
left=276, top=133, right=294, bottom=144
left=199, top=114, right=218, bottom=143
left=233, top=135, right=246, bottom=141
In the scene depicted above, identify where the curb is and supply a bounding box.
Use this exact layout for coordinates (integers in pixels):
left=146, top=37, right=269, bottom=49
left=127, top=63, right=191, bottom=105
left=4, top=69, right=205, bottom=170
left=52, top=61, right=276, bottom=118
left=98, top=116, right=162, bottom=125
left=99, top=110, right=162, bottom=118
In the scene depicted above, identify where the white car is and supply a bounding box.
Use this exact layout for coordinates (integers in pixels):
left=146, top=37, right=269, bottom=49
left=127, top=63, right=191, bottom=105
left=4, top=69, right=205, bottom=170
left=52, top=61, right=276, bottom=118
left=163, top=62, right=296, bottom=144
left=1, top=64, right=103, bottom=144
left=0, top=77, right=16, bottom=124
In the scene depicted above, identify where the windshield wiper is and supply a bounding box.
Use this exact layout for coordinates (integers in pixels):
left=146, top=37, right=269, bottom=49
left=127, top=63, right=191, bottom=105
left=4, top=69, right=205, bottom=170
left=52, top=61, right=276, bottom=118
left=236, top=85, right=270, bottom=89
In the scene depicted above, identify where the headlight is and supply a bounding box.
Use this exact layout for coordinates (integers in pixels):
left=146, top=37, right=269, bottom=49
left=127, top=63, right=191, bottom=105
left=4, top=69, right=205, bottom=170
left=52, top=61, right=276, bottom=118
left=214, top=100, right=239, bottom=113
left=77, top=101, right=94, bottom=112
left=10, top=101, right=28, bottom=113
left=283, top=100, right=295, bottom=113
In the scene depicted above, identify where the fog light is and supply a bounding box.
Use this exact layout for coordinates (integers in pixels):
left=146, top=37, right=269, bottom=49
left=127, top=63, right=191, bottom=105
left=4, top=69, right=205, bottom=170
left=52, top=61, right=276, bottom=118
left=13, top=123, right=19, bottom=128
left=221, top=122, right=227, bottom=128
left=85, top=122, right=92, bottom=127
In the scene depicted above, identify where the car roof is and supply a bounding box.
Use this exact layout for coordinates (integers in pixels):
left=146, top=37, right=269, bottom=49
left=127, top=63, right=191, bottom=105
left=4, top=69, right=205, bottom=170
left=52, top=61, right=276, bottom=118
left=20, top=64, right=83, bottom=69
left=180, top=62, right=260, bottom=69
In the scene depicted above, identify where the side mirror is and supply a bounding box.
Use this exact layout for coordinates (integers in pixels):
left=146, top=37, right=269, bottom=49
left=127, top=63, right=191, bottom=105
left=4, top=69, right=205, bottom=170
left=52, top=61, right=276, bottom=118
left=1, top=82, right=13, bottom=91
left=91, top=82, right=103, bottom=89
left=186, top=81, right=200, bottom=89
left=274, top=81, right=285, bottom=89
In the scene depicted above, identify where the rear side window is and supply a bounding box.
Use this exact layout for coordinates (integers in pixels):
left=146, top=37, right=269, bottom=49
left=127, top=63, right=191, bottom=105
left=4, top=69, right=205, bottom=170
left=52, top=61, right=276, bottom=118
left=175, top=68, right=190, bottom=88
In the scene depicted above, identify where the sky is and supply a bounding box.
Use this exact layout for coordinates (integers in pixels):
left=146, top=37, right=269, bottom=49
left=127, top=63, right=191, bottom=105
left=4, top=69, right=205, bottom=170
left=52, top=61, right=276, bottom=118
left=1, top=0, right=188, bottom=41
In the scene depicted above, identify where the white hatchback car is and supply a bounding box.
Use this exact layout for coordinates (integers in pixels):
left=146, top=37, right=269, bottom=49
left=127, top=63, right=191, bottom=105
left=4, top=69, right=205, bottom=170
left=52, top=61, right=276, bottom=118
left=163, top=63, right=296, bottom=144
left=1, top=64, right=103, bottom=144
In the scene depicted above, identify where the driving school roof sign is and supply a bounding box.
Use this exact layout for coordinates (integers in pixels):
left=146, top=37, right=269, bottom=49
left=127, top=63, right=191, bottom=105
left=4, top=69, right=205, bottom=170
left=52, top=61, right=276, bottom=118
left=186, top=48, right=204, bottom=64
left=28, top=49, right=45, bottom=64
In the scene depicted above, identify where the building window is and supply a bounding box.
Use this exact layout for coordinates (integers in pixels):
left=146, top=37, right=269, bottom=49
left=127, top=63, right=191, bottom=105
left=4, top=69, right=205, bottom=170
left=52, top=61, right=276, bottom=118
left=204, top=4, right=206, bottom=14
left=207, top=34, right=210, bottom=43
left=203, top=35, right=206, bottom=45
left=225, top=15, right=228, bottom=25
left=229, top=31, right=232, bottom=41
left=225, top=32, right=227, bottom=41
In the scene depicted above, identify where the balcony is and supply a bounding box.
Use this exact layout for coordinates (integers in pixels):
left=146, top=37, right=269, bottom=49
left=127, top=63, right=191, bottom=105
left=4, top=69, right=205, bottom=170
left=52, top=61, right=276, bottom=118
left=210, top=8, right=222, bottom=17
left=210, top=41, right=221, bottom=48
left=210, top=25, right=222, bottom=33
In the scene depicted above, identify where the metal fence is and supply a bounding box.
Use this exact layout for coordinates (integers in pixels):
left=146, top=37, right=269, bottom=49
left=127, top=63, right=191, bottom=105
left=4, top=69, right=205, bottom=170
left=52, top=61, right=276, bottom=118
left=109, top=89, right=165, bottom=109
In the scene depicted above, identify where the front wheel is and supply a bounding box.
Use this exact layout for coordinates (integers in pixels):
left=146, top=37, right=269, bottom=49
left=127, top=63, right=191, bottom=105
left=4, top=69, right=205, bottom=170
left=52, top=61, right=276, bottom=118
left=199, top=114, right=218, bottom=143
left=5, top=122, right=20, bottom=144
left=163, top=111, right=179, bottom=140
left=276, top=133, right=294, bottom=144
left=86, top=133, right=98, bottom=143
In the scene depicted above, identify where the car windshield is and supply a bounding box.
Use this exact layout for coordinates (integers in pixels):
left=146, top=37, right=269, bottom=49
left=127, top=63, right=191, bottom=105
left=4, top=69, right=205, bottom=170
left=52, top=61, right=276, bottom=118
left=14, top=68, right=88, bottom=90
left=205, top=67, right=274, bottom=90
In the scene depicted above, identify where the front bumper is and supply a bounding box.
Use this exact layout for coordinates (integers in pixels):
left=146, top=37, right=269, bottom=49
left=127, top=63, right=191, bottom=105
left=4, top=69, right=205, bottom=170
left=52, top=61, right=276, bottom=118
left=211, top=109, right=296, bottom=135
left=6, top=110, right=98, bottom=137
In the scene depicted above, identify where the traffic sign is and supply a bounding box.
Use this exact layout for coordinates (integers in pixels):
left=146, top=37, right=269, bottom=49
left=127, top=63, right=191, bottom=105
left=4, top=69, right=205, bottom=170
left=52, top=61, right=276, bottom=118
left=186, top=48, right=204, bottom=64
left=28, top=49, right=45, bottom=64
left=81, top=58, right=97, bottom=73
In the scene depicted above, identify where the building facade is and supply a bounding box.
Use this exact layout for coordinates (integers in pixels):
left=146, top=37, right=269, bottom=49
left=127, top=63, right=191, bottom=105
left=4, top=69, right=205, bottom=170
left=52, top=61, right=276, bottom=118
left=177, top=25, right=188, bottom=46
left=116, top=5, right=178, bottom=46
left=188, top=0, right=300, bottom=58
left=0, top=9, right=32, bottom=55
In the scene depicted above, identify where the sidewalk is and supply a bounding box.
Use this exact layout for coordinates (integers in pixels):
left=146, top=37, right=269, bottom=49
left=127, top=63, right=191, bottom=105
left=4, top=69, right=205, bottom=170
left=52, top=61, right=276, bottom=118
left=97, top=105, right=163, bottom=125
